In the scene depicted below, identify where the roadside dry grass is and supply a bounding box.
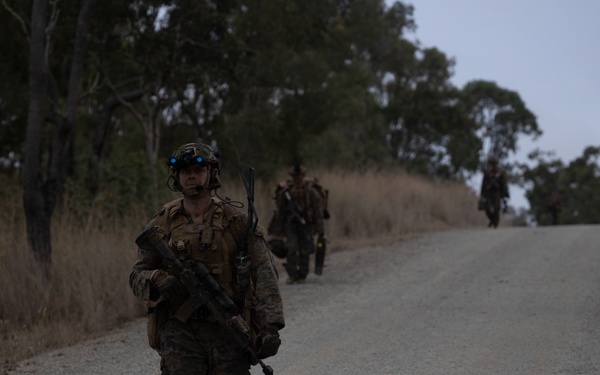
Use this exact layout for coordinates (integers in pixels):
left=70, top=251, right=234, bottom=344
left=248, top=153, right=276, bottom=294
left=0, top=169, right=487, bottom=367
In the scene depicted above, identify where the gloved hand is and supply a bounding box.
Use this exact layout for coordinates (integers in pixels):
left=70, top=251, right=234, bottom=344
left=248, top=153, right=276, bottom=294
left=322, top=209, right=331, bottom=220
left=151, top=270, right=186, bottom=298
left=256, top=324, right=281, bottom=359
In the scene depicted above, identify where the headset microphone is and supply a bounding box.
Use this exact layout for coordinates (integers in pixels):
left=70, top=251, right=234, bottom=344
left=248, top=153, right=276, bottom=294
left=194, top=183, right=214, bottom=192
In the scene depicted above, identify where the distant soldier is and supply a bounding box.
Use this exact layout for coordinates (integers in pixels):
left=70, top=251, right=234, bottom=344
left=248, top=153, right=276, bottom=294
left=479, top=158, right=509, bottom=228
left=269, top=164, right=325, bottom=284
left=546, top=190, right=562, bottom=225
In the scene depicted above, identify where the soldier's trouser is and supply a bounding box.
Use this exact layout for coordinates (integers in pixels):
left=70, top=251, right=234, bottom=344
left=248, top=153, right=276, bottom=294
left=484, top=192, right=501, bottom=226
left=548, top=207, right=560, bottom=225
left=285, top=224, right=314, bottom=279
left=159, top=317, right=250, bottom=375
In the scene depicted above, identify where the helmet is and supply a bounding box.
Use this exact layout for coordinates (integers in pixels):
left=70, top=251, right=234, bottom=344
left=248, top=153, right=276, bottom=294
left=288, top=163, right=307, bottom=176
left=167, top=143, right=221, bottom=190
left=168, top=143, right=220, bottom=171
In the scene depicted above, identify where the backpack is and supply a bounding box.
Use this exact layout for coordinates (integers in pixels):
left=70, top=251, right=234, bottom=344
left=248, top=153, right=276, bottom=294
left=267, top=176, right=330, bottom=236
left=306, top=177, right=329, bottom=219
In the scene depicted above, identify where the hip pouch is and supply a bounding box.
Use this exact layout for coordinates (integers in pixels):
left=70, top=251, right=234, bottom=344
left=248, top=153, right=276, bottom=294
left=146, top=301, right=168, bottom=351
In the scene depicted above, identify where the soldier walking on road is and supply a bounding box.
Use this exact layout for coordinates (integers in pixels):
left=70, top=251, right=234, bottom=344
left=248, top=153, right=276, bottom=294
left=546, top=189, right=562, bottom=225
left=269, top=164, right=325, bottom=284
left=129, top=143, right=284, bottom=374
left=479, top=158, right=510, bottom=228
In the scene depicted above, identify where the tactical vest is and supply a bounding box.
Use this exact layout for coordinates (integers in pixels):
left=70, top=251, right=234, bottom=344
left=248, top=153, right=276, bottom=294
left=287, top=182, right=315, bottom=223
left=484, top=171, right=507, bottom=198
left=152, top=198, right=247, bottom=305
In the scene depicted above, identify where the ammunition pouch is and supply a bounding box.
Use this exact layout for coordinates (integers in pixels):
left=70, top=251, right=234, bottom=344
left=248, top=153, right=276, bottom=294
left=234, top=254, right=251, bottom=305
left=146, top=299, right=168, bottom=351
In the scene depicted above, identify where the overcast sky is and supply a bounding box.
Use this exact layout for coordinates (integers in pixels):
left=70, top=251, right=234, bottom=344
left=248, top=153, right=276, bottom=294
left=396, top=0, right=600, bottom=208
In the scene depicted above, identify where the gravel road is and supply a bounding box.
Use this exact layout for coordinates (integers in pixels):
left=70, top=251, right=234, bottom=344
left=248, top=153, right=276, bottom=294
left=6, top=225, right=600, bottom=375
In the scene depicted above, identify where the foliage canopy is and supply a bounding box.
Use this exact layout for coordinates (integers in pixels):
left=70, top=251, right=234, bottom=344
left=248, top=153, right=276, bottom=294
left=1, top=0, right=597, bottom=259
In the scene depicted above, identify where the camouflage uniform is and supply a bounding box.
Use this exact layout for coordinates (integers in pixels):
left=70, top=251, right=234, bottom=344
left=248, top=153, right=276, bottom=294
left=272, top=165, right=324, bottom=284
left=130, top=143, right=284, bottom=375
left=480, top=159, right=509, bottom=228
left=546, top=190, right=562, bottom=225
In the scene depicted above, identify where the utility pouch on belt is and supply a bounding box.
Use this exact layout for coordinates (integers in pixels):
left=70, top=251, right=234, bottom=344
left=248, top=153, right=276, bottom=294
left=146, top=300, right=168, bottom=351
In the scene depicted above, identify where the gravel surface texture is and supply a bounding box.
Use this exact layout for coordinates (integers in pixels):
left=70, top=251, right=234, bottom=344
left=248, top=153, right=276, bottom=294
left=5, top=225, right=600, bottom=375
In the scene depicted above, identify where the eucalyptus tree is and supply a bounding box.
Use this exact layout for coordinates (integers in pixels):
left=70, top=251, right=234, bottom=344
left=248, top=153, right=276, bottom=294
left=559, top=146, right=600, bottom=224
left=86, top=0, right=242, bottom=205
left=218, top=0, right=345, bottom=171
left=9, top=0, right=98, bottom=265
left=517, top=149, right=565, bottom=224
left=216, top=0, right=420, bottom=172
left=461, top=80, right=541, bottom=166
left=314, top=0, right=418, bottom=168
left=384, top=44, right=480, bottom=178
left=519, top=147, right=600, bottom=225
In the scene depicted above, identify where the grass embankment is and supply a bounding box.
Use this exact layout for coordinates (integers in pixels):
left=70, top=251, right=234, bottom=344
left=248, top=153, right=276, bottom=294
left=0, top=169, right=487, bottom=367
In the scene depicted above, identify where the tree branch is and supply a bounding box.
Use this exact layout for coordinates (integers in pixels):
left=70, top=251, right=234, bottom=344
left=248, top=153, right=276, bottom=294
left=2, top=0, right=29, bottom=43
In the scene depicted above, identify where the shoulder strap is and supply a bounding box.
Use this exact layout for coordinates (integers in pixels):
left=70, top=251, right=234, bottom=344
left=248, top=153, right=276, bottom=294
left=153, top=198, right=183, bottom=235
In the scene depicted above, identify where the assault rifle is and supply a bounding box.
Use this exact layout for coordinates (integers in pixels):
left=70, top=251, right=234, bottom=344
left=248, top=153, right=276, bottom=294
left=234, top=167, right=257, bottom=303
left=283, top=190, right=306, bottom=225
left=282, top=190, right=315, bottom=253
left=135, top=227, right=274, bottom=375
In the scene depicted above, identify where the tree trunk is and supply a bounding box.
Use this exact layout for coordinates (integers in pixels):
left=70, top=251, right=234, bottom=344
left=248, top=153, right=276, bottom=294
left=23, top=0, right=51, bottom=264
left=143, top=97, right=162, bottom=209
left=23, top=0, right=96, bottom=265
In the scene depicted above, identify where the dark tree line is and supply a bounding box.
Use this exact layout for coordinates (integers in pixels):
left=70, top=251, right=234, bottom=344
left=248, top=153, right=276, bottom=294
left=4, top=0, right=581, bottom=264
left=517, top=147, right=600, bottom=226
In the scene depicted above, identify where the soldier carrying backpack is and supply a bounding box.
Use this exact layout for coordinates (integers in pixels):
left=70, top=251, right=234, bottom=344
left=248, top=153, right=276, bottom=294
left=268, top=164, right=329, bottom=283
left=479, top=158, right=510, bottom=228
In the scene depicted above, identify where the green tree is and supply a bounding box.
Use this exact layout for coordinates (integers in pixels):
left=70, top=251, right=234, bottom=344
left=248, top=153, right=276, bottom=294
left=1, top=0, right=560, bottom=255
left=560, top=146, right=600, bottom=224
left=87, top=0, right=242, bottom=206
left=385, top=47, right=480, bottom=178
left=322, top=0, right=416, bottom=169
left=517, top=149, right=564, bottom=225
left=462, top=80, right=541, bottom=165
left=519, top=146, right=600, bottom=225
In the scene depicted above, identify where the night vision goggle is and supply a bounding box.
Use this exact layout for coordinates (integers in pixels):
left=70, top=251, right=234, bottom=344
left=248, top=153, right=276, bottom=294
left=167, top=147, right=206, bottom=170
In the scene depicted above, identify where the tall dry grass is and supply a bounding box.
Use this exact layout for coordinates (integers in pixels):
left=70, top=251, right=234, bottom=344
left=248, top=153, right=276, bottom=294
left=315, top=169, right=487, bottom=249
left=0, top=169, right=486, bottom=366
left=0, top=183, right=148, bottom=365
